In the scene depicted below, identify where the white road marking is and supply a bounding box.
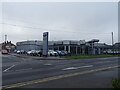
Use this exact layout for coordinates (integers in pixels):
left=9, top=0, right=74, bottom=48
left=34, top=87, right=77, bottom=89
left=62, top=65, right=93, bottom=70
left=21, top=58, right=26, bottom=60
left=44, top=64, right=52, bottom=65
left=2, top=65, right=119, bottom=89
left=3, top=65, right=15, bottom=72
left=13, top=68, right=32, bottom=72
left=3, top=68, right=32, bottom=72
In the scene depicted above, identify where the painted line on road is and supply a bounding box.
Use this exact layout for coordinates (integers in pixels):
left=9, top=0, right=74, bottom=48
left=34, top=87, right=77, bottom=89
left=3, top=68, right=33, bottom=73
left=62, top=65, right=93, bottom=70
left=44, top=64, right=52, bottom=65
left=3, top=65, right=15, bottom=72
left=14, top=68, right=32, bottom=72
left=2, top=65, right=120, bottom=89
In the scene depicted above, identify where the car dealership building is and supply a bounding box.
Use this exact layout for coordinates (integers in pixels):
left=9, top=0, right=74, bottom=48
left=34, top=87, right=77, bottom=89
left=16, top=39, right=112, bottom=55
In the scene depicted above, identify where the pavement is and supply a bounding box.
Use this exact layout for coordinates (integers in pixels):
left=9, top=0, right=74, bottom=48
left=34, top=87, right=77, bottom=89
left=2, top=54, right=120, bottom=88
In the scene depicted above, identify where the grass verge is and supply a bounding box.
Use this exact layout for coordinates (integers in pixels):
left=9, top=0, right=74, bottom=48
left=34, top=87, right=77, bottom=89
left=111, top=78, right=120, bottom=88
left=62, top=55, right=120, bottom=59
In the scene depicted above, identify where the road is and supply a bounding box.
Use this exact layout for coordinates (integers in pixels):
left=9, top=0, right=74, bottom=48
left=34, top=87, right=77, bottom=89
left=2, top=54, right=120, bottom=88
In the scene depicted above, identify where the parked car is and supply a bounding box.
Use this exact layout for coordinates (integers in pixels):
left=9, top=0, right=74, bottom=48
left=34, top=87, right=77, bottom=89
left=61, top=51, right=68, bottom=56
left=48, top=50, right=58, bottom=56
left=27, top=50, right=32, bottom=55
left=17, top=50, right=26, bottom=54
left=56, top=50, right=61, bottom=55
left=27, top=50, right=42, bottom=56
left=16, top=50, right=20, bottom=54
left=21, top=50, right=26, bottom=54
left=27, top=50, right=36, bottom=56
left=56, top=50, right=66, bottom=56
left=0, top=50, right=8, bottom=54
left=32, top=50, right=42, bottom=56
left=35, top=50, right=42, bottom=56
left=14, top=50, right=17, bottom=53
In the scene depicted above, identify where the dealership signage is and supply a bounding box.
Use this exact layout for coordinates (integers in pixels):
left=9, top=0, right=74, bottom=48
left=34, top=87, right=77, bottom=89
left=43, top=32, right=48, bottom=57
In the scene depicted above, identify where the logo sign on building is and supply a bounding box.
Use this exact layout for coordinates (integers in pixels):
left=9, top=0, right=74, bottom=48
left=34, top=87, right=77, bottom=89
left=43, top=32, right=48, bottom=56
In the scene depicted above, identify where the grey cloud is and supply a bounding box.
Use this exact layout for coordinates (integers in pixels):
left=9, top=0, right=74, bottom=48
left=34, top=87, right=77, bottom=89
left=2, top=2, right=118, bottom=44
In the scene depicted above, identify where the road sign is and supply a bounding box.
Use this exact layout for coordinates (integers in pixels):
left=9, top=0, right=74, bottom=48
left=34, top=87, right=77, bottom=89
left=43, top=32, right=48, bottom=57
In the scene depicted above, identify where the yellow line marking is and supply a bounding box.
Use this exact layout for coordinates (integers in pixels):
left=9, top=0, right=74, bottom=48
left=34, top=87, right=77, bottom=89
left=2, top=65, right=120, bottom=89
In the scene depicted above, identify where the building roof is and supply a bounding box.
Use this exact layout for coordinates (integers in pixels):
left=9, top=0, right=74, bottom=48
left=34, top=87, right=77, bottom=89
left=87, top=39, right=99, bottom=43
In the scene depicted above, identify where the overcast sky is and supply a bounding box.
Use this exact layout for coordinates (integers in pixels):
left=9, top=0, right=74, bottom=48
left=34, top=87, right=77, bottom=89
left=1, top=2, right=118, bottom=45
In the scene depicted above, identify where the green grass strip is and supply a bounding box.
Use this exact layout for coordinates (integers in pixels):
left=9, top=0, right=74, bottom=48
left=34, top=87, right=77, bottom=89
left=62, top=55, right=120, bottom=59
left=111, top=78, right=120, bottom=88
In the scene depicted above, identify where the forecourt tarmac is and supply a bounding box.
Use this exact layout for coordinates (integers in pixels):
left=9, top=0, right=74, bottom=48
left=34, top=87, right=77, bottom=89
left=2, top=54, right=120, bottom=88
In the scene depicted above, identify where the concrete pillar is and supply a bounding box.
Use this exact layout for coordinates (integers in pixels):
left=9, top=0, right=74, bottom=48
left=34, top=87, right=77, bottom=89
left=76, top=46, right=77, bottom=55
left=93, top=48, right=95, bottom=55
left=64, top=46, right=66, bottom=51
left=68, top=45, right=70, bottom=53
left=82, top=46, right=85, bottom=55
left=98, top=48, right=101, bottom=55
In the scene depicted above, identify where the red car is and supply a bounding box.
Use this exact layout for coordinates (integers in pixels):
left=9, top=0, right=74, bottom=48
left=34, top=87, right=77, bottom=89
left=1, top=50, right=8, bottom=54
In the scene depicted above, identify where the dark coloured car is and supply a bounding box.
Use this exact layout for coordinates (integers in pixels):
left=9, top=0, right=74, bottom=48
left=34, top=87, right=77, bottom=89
left=56, top=50, right=67, bottom=56
left=61, top=51, right=68, bottom=55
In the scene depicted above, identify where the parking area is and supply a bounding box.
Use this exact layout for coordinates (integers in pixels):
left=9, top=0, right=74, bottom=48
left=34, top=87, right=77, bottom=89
left=13, top=49, right=68, bottom=57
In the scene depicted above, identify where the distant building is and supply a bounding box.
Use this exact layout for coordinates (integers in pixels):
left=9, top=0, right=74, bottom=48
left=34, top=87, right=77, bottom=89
left=113, top=42, right=120, bottom=51
left=48, top=40, right=86, bottom=55
left=0, top=41, right=16, bottom=52
left=86, top=39, right=112, bottom=55
left=16, top=39, right=111, bottom=55
left=16, top=40, right=43, bottom=51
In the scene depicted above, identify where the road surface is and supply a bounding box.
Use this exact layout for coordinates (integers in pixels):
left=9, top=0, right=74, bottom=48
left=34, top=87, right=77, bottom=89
left=2, top=54, right=119, bottom=88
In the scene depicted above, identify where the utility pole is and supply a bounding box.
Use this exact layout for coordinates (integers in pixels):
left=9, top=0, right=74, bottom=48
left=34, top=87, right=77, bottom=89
left=4, top=34, right=7, bottom=50
left=5, top=34, right=7, bottom=43
left=112, top=32, right=114, bottom=46
left=111, top=32, right=114, bottom=55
